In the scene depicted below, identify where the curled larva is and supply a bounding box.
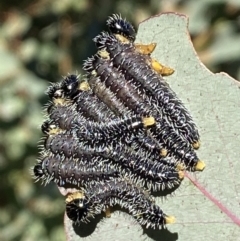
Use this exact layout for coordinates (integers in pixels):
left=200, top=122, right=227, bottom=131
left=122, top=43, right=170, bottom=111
left=65, top=179, right=175, bottom=229
left=93, top=31, right=200, bottom=149
left=33, top=153, right=119, bottom=188
left=43, top=129, right=183, bottom=191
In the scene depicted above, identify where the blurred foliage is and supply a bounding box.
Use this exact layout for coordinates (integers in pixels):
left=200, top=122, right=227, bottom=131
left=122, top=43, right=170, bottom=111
left=0, top=0, right=239, bottom=240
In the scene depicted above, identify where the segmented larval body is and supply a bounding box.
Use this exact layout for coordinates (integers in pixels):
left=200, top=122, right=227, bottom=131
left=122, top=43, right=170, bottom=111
left=33, top=153, right=119, bottom=188
left=42, top=111, right=154, bottom=146
left=152, top=120, right=200, bottom=170
left=46, top=76, right=117, bottom=122
left=87, top=72, right=166, bottom=155
left=46, top=103, right=86, bottom=131
left=45, top=86, right=161, bottom=155
left=45, top=76, right=164, bottom=155
left=84, top=55, right=156, bottom=117
left=73, top=90, right=117, bottom=121
left=74, top=115, right=154, bottom=143
left=87, top=74, right=132, bottom=116
left=43, top=129, right=183, bottom=191
left=84, top=55, right=201, bottom=170
left=65, top=179, right=175, bottom=229
left=94, top=32, right=200, bottom=147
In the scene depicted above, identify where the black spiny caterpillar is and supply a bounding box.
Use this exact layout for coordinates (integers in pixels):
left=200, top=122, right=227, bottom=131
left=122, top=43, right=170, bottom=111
left=65, top=179, right=175, bottom=229
left=83, top=54, right=204, bottom=171
left=42, top=128, right=184, bottom=191
left=33, top=153, right=119, bottom=188
left=47, top=75, right=117, bottom=121
left=32, top=14, right=206, bottom=233
left=94, top=21, right=200, bottom=149
left=45, top=105, right=155, bottom=143
left=47, top=74, right=167, bottom=156
left=84, top=55, right=154, bottom=117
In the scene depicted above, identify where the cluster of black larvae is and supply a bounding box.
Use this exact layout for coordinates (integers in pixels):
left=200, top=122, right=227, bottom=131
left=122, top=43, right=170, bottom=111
left=33, top=14, right=205, bottom=230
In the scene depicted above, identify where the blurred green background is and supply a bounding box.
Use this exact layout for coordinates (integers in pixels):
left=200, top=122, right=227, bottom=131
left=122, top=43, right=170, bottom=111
left=0, top=0, right=239, bottom=240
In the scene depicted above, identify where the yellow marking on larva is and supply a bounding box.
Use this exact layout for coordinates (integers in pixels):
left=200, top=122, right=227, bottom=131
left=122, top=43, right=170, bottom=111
left=105, top=207, right=111, bottom=218
left=151, top=58, right=175, bottom=76
left=165, top=215, right=176, bottom=224
left=160, top=148, right=168, bottom=157
left=53, top=98, right=67, bottom=106
left=142, top=116, right=155, bottom=127
left=66, top=192, right=85, bottom=204
left=176, top=163, right=186, bottom=171
left=195, top=160, right=206, bottom=171
left=134, top=43, right=157, bottom=55
left=48, top=127, right=62, bottom=135
left=91, top=70, right=97, bottom=76
left=192, top=141, right=201, bottom=150
left=79, top=81, right=91, bottom=91
left=115, top=34, right=130, bottom=43
left=178, top=171, right=185, bottom=180
left=98, top=50, right=110, bottom=59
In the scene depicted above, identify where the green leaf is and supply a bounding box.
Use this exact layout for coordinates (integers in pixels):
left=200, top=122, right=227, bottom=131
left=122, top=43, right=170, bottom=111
left=64, top=13, right=240, bottom=240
